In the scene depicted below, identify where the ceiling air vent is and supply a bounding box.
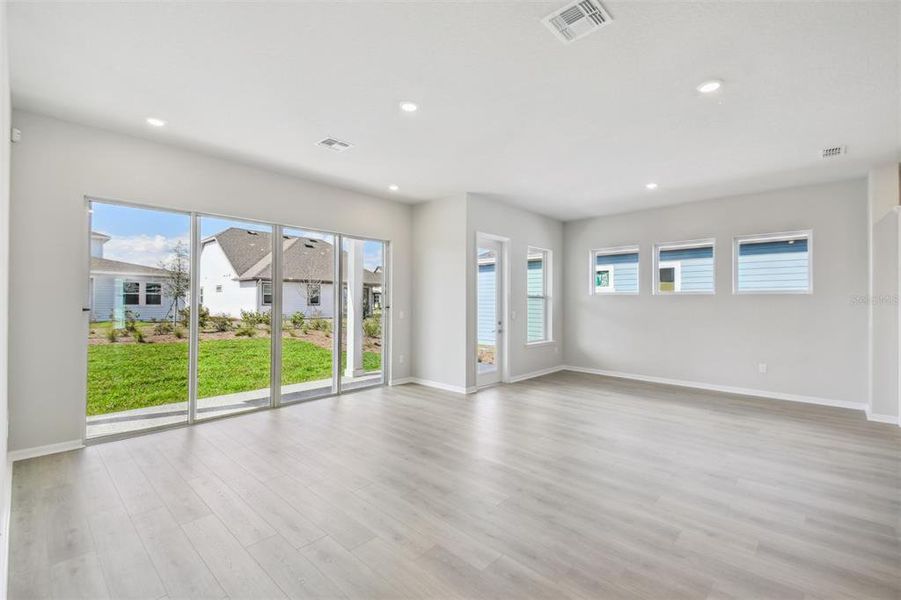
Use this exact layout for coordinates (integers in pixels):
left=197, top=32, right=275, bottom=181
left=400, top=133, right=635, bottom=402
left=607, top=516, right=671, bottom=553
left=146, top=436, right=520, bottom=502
left=317, top=137, right=353, bottom=152
left=543, top=0, right=612, bottom=45
left=822, top=145, right=847, bottom=159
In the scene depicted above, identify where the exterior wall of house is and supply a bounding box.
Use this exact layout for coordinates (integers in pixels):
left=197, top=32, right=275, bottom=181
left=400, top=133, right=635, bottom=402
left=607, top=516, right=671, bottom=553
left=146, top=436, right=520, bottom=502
left=199, top=241, right=256, bottom=317
left=90, top=274, right=176, bottom=322
left=280, top=281, right=335, bottom=318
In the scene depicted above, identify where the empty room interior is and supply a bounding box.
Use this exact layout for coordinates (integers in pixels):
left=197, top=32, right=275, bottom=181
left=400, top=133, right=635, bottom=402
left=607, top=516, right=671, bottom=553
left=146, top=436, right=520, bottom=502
left=0, top=1, right=900, bottom=599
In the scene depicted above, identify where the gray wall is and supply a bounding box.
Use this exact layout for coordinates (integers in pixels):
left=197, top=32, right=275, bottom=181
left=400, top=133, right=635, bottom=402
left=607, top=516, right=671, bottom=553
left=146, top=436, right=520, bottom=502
left=0, top=0, right=11, bottom=587
left=871, top=209, right=900, bottom=418
left=9, top=110, right=413, bottom=452
left=563, top=179, right=869, bottom=406
left=465, top=194, right=563, bottom=387
left=411, top=196, right=468, bottom=389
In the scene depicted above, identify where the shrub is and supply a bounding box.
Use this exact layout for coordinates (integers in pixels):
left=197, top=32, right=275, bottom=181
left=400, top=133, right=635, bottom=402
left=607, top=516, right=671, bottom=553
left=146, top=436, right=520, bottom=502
left=179, top=305, right=210, bottom=329
left=363, top=313, right=381, bottom=338
left=310, top=317, right=328, bottom=331
left=209, top=315, right=232, bottom=332
left=235, top=324, right=257, bottom=337
left=240, top=310, right=270, bottom=327
left=289, top=312, right=305, bottom=330
left=133, top=329, right=148, bottom=343
left=173, top=327, right=186, bottom=339
left=124, top=310, right=141, bottom=333
left=153, top=321, right=174, bottom=335
left=106, top=328, right=119, bottom=343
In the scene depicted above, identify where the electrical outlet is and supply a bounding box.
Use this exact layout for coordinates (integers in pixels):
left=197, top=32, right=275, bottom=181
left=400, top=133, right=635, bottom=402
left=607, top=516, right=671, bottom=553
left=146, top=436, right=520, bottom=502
left=757, top=362, right=767, bottom=375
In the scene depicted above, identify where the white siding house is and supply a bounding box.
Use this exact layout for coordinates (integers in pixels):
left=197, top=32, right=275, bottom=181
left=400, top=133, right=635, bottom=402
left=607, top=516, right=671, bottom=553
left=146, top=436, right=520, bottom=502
left=89, top=232, right=180, bottom=322
left=199, top=228, right=381, bottom=319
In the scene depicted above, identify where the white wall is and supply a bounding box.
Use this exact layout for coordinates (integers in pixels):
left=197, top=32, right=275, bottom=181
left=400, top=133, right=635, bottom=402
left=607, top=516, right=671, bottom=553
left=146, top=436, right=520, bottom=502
left=411, top=196, right=468, bottom=389
left=563, top=179, right=869, bottom=407
left=198, top=242, right=257, bottom=317
left=8, top=110, right=413, bottom=452
left=466, top=194, right=563, bottom=387
left=0, top=0, right=11, bottom=591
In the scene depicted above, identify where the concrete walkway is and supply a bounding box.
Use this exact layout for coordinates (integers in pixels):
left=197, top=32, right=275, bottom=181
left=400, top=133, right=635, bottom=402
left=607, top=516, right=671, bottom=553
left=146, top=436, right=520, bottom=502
left=87, top=372, right=383, bottom=438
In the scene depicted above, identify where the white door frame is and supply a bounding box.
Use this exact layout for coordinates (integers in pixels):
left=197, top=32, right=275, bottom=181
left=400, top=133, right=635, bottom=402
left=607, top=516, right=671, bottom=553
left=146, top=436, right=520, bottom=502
left=475, top=232, right=509, bottom=388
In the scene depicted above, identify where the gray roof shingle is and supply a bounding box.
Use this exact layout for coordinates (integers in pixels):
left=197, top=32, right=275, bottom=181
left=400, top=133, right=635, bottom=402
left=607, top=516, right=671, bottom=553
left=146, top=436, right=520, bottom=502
left=91, top=257, right=168, bottom=276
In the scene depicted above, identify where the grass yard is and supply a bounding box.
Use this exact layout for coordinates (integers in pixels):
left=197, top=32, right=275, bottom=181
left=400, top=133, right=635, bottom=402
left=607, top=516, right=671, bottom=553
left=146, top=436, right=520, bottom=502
left=87, top=338, right=380, bottom=415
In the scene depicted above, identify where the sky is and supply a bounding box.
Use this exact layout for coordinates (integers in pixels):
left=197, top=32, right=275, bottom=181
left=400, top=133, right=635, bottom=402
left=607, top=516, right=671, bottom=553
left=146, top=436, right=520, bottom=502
left=91, top=201, right=385, bottom=271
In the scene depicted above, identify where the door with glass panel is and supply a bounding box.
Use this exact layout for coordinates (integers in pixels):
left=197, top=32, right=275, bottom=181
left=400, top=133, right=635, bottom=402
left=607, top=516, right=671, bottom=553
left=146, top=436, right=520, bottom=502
left=280, top=228, right=337, bottom=402
left=339, top=237, right=386, bottom=391
left=476, top=236, right=503, bottom=387
left=195, top=217, right=273, bottom=420
left=85, top=201, right=191, bottom=438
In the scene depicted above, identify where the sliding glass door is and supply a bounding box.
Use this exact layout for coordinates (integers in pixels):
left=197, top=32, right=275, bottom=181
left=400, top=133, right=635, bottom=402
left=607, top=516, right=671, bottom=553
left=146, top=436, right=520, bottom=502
left=86, top=201, right=190, bottom=438
left=196, top=216, right=273, bottom=420
left=280, top=228, right=336, bottom=402
left=86, top=200, right=389, bottom=439
left=340, top=236, right=386, bottom=391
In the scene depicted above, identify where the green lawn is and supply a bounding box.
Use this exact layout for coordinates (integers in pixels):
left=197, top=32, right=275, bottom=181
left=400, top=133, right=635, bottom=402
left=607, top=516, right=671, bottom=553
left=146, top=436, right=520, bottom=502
left=87, top=338, right=380, bottom=415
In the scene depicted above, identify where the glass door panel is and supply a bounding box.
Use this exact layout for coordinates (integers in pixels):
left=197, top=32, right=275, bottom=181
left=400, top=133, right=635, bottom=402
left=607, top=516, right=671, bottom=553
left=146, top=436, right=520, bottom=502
left=476, top=238, right=502, bottom=386
left=86, top=201, right=190, bottom=438
left=280, top=228, right=336, bottom=403
left=196, top=216, right=272, bottom=420
left=340, top=237, right=386, bottom=391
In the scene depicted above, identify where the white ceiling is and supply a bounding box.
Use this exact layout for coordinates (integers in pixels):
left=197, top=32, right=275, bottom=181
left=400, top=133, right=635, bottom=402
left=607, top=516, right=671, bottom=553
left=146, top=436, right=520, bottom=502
left=8, top=1, right=900, bottom=220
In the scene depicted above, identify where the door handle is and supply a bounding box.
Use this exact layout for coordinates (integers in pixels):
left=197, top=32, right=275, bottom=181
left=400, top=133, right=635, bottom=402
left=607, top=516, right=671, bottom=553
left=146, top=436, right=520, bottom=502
left=82, top=308, right=91, bottom=312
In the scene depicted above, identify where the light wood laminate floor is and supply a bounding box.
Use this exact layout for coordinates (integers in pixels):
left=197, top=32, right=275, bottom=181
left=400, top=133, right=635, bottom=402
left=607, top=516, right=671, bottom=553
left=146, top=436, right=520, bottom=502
left=9, top=372, right=901, bottom=599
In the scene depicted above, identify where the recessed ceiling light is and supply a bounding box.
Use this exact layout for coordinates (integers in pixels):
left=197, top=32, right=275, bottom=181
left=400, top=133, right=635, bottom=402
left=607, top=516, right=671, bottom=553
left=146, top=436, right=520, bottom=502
left=388, top=184, right=399, bottom=192
left=645, top=182, right=658, bottom=190
left=146, top=117, right=166, bottom=127
left=696, top=80, right=722, bottom=94
left=399, top=101, right=418, bottom=113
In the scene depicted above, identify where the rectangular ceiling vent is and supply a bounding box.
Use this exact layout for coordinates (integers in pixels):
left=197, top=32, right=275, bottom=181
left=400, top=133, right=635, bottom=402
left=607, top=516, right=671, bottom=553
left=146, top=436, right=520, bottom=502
left=821, top=145, right=847, bottom=159
left=317, top=137, right=353, bottom=152
left=543, top=0, right=612, bottom=45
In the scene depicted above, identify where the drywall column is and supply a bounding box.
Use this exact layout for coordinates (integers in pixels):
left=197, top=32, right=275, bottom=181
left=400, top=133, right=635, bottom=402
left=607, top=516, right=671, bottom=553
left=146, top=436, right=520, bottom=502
left=868, top=164, right=900, bottom=423
left=345, top=239, right=365, bottom=377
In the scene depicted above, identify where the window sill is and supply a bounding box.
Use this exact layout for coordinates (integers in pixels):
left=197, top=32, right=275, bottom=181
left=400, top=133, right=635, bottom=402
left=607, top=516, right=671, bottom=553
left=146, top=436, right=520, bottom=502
left=525, top=340, right=556, bottom=349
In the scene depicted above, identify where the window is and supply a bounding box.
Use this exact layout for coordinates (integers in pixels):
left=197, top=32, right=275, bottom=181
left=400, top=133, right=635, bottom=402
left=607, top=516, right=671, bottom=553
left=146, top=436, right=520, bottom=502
left=262, top=281, right=273, bottom=305
left=527, top=247, right=551, bottom=343
left=654, top=240, right=715, bottom=294
left=145, top=282, right=162, bottom=305
left=123, top=281, right=140, bottom=305
left=307, top=283, right=321, bottom=306
left=735, top=231, right=811, bottom=293
left=592, top=247, right=639, bottom=294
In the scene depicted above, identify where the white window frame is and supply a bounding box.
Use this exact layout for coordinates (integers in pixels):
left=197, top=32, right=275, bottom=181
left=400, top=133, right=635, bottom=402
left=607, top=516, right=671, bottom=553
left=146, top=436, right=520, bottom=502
left=733, top=230, right=813, bottom=295
left=261, top=281, right=273, bottom=306
left=590, top=245, right=640, bottom=295
left=526, top=246, right=552, bottom=345
left=123, top=280, right=141, bottom=306
left=145, top=282, right=162, bottom=306
left=653, top=238, right=716, bottom=296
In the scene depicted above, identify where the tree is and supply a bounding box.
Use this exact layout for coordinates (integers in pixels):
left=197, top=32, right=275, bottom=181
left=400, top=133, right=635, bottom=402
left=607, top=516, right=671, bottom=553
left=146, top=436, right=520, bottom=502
left=160, top=241, right=190, bottom=324
left=297, top=241, right=328, bottom=315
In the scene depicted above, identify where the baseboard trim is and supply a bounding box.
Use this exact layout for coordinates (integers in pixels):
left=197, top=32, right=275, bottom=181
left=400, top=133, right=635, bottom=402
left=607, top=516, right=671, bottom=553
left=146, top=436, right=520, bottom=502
left=401, top=378, right=474, bottom=395
left=9, top=439, right=85, bottom=462
left=563, top=366, right=867, bottom=412
left=865, top=407, right=900, bottom=425
left=0, top=459, right=11, bottom=600
left=508, top=365, right=566, bottom=383
left=389, top=377, right=414, bottom=386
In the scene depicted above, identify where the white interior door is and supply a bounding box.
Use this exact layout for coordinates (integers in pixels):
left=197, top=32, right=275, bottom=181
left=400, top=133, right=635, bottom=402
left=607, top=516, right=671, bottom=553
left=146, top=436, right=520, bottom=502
left=476, top=237, right=503, bottom=387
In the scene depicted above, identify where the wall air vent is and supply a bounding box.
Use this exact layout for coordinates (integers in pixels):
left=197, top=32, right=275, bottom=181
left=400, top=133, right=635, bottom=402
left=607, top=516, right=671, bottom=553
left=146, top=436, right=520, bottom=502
left=317, top=137, right=353, bottom=152
left=821, top=145, right=846, bottom=159
left=543, top=0, right=612, bottom=45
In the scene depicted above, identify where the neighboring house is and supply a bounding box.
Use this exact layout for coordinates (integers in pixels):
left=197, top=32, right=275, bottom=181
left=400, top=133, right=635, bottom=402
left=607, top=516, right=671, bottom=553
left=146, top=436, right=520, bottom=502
left=89, top=231, right=179, bottom=322
left=199, top=228, right=382, bottom=318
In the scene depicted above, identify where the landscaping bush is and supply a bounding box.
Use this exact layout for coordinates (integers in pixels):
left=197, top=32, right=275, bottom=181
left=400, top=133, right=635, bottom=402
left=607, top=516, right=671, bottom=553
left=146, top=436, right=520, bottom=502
left=235, top=324, right=257, bottom=337
left=240, top=310, right=270, bottom=327
left=133, top=329, right=148, bottom=344
left=289, top=312, right=305, bottom=330
left=209, top=315, right=232, bottom=332
left=179, top=305, right=210, bottom=329
left=106, top=328, right=119, bottom=343
left=173, top=327, right=186, bottom=339
left=310, top=316, right=328, bottom=331
left=363, top=313, right=381, bottom=338
left=153, top=321, right=174, bottom=335
left=124, top=310, right=141, bottom=333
